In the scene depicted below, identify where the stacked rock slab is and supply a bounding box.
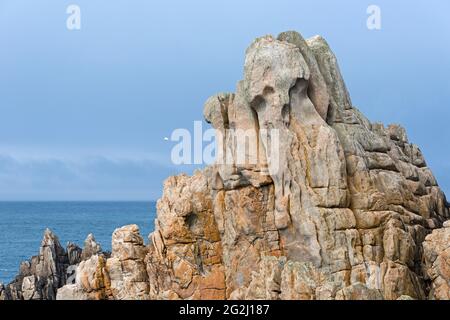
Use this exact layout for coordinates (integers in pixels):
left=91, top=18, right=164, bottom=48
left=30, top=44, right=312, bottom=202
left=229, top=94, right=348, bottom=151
left=422, top=221, right=450, bottom=299
left=2, top=31, right=449, bottom=300
left=56, top=225, right=149, bottom=300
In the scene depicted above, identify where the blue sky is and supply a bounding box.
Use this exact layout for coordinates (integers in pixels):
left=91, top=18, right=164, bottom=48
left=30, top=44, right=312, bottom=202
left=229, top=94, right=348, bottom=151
left=0, top=0, right=449, bottom=200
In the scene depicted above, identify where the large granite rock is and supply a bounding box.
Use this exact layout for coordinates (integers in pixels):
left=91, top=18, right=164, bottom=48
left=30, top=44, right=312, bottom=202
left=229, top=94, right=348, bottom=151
left=3, top=30, right=449, bottom=300
left=56, top=224, right=149, bottom=300
left=143, top=31, right=449, bottom=300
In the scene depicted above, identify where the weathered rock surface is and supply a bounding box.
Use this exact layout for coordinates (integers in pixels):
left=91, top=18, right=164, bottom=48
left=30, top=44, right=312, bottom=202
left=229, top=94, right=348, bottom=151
left=107, top=225, right=149, bottom=300
left=1, top=229, right=69, bottom=300
left=423, top=221, right=450, bottom=299
left=56, top=224, right=149, bottom=300
left=2, top=30, right=449, bottom=300
left=0, top=283, right=6, bottom=300
left=1, top=230, right=109, bottom=300
left=143, top=31, right=449, bottom=300
left=81, top=233, right=103, bottom=261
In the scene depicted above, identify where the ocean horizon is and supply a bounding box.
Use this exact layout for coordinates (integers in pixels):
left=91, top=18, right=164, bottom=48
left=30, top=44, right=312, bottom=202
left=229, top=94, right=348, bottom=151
left=0, top=201, right=156, bottom=284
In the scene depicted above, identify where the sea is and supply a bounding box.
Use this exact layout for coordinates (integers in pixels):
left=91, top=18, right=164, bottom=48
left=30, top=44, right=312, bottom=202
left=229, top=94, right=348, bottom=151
left=0, top=201, right=156, bottom=284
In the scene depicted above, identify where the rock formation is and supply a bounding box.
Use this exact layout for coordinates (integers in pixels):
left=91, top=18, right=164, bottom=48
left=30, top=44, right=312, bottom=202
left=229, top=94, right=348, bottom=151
left=0, top=230, right=110, bottom=300
left=56, top=225, right=149, bottom=300
left=423, top=221, right=450, bottom=299
left=1, top=229, right=70, bottom=300
left=1, top=31, right=449, bottom=300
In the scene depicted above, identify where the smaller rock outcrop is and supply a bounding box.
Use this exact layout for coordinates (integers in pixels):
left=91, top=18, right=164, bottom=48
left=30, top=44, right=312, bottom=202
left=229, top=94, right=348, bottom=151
left=1, top=229, right=111, bottom=300
left=1, top=229, right=69, bottom=300
left=81, top=234, right=103, bottom=261
left=2, top=30, right=450, bottom=301
left=56, top=224, right=149, bottom=300
left=67, top=242, right=82, bottom=266
left=423, top=221, right=450, bottom=300
left=0, top=283, right=6, bottom=300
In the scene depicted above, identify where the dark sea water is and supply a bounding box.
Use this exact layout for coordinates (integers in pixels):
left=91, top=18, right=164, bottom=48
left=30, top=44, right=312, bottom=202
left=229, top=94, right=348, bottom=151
left=0, top=201, right=156, bottom=284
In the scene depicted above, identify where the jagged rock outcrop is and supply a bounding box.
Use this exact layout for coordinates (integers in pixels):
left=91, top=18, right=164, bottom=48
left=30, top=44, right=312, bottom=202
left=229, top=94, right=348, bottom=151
left=2, top=30, right=449, bottom=300
left=56, top=224, right=149, bottom=300
left=0, top=283, right=6, bottom=300
left=81, top=233, right=102, bottom=261
left=1, top=230, right=110, bottom=300
left=1, top=229, right=69, bottom=300
left=423, top=221, right=450, bottom=299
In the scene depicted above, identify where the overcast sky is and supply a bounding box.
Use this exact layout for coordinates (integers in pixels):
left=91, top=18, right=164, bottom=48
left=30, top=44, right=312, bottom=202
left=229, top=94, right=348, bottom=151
left=0, top=0, right=449, bottom=200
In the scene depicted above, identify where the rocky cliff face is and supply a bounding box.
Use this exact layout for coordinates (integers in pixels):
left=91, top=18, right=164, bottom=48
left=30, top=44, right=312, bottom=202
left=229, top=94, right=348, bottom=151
left=1, top=31, right=449, bottom=300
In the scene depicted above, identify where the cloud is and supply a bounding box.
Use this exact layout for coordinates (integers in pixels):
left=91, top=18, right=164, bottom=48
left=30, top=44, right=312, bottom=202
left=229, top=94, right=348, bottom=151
left=0, top=152, right=183, bottom=200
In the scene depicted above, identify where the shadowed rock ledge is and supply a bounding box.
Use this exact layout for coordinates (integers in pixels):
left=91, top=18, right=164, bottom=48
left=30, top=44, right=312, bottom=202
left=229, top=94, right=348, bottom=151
left=1, top=31, right=449, bottom=300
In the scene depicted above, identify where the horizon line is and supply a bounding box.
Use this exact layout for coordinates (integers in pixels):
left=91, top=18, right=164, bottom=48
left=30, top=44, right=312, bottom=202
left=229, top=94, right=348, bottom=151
left=0, top=200, right=157, bottom=202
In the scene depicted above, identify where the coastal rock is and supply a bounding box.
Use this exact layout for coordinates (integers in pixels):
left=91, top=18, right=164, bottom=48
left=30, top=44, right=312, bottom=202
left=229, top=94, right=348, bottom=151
left=81, top=234, right=102, bottom=261
left=423, top=221, right=450, bottom=300
left=56, top=284, right=89, bottom=300
left=74, top=254, right=110, bottom=299
left=2, top=229, right=69, bottom=300
left=277, top=31, right=330, bottom=121
left=0, top=283, right=7, bottom=300
left=56, top=225, right=150, bottom=300
left=2, top=230, right=110, bottom=300
left=107, top=225, right=149, bottom=300
left=67, top=242, right=82, bottom=265
left=335, top=283, right=383, bottom=300
left=142, top=31, right=449, bottom=300
left=3, top=30, right=450, bottom=300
